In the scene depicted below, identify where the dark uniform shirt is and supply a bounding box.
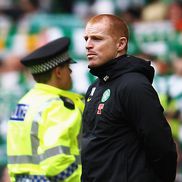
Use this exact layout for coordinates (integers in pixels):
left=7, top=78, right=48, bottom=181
left=81, top=55, right=177, bottom=182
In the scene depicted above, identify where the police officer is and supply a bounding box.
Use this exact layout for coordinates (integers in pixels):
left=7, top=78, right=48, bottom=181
left=7, top=37, right=84, bottom=182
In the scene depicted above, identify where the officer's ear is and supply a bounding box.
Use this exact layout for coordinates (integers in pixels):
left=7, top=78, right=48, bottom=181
left=54, top=66, right=62, bottom=79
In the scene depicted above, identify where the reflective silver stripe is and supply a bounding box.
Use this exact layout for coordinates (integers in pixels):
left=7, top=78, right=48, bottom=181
left=31, top=98, right=62, bottom=155
left=8, top=98, right=71, bottom=164
left=8, top=155, right=40, bottom=164
left=8, top=145, right=71, bottom=164
left=75, top=155, right=81, bottom=165
left=8, top=97, right=80, bottom=165
left=31, top=115, right=40, bottom=155
left=39, top=146, right=70, bottom=161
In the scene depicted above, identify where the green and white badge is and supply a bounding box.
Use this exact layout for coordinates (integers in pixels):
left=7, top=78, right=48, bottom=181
left=101, top=89, right=111, bottom=102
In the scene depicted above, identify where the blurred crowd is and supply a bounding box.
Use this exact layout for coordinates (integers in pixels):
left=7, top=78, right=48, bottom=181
left=0, top=0, right=182, bottom=181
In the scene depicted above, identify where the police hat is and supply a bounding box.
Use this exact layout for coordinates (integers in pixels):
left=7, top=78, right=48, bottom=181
left=21, top=37, right=76, bottom=74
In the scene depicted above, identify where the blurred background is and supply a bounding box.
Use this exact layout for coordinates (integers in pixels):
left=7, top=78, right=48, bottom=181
left=0, top=0, right=182, bottom=181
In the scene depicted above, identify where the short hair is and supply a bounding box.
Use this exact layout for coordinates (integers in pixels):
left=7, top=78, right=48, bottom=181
left=87, top=14, right=129, bottom=51
left=32, top=69, right=53, bottom=83
left=88, top=14, right=129, bottom=40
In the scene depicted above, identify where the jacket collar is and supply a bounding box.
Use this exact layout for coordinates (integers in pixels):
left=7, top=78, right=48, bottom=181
left=89, top=54, right=154, bottom=83
left=89, top=54, right=127, bottom=82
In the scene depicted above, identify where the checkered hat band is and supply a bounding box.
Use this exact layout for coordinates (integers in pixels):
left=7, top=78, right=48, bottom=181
left=30, top=52, right=69, bottom=74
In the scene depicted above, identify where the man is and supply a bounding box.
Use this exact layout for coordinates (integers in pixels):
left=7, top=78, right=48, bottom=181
left=81, top=14, right=177, bottom=182
left=7, top=37, right=84, bottom=182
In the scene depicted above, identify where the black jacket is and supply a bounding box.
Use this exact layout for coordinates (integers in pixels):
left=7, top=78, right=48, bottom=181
left=81, top=55, right=177, bottom=182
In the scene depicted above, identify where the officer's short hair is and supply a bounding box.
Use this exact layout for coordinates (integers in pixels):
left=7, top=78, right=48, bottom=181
left=32, top=68, right=52, bottom=83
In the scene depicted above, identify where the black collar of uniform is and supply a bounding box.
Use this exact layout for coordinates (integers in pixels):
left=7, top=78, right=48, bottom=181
left=89, top=54, right=127, bottom=82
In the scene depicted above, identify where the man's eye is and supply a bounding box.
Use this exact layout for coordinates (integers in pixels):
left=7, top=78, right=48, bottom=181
left=84, top=37, right=88, bottom=41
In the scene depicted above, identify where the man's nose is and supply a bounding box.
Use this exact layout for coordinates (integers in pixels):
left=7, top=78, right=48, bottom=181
left=86, top=40, right=93, bottom=49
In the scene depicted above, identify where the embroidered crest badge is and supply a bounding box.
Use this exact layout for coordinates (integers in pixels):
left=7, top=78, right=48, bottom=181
left=101, top=89, right=111, bottom=102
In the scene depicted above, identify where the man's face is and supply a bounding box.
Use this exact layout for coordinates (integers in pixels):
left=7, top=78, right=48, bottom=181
left=84, top=21, right=119, bottom=68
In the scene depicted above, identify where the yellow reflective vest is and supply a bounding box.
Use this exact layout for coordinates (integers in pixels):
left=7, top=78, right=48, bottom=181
left=159, top=93, right=180, bottom=141
left=7, top=83, right=84, bottom=182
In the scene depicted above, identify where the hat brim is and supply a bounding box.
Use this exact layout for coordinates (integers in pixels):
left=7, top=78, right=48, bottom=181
left=69, top=58, right=77, bottom=64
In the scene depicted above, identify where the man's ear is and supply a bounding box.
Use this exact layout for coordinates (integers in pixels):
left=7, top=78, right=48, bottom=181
left=117, top=37, right=127, bottom=52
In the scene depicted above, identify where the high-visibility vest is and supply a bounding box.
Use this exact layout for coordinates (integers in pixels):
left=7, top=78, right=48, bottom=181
left=159, top=93, right=180, bottom=141
left=7, top=83, right=84, bottom=182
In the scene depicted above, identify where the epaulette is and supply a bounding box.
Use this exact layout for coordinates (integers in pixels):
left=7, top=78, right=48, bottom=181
left=60, top=96, right=75, bottom=110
